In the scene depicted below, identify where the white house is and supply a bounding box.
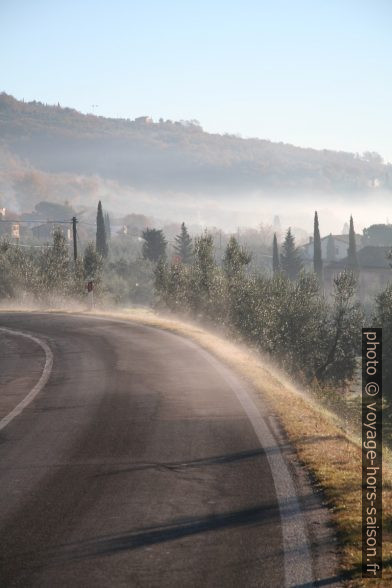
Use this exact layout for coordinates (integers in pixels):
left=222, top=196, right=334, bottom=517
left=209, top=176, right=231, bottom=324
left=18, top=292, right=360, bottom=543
left=300, top=234, right=363, bottom=263
left=134, top=116, right=153, bottom=124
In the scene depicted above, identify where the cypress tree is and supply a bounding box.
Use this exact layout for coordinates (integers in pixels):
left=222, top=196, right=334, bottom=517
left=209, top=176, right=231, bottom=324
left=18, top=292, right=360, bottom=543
left=313, top=211, right=323, bottom=280
left=280, top=228, right=303, bottom=280
left=96, top=201, right=108, bottom=258
left=104, top=212, right=111, bottom=241
left=347, top=215, right=359, bottom=272
left=342, top=222, right=349, bottom=235
left=174, top=222, right=193, bottom=263
left=272, top=233, right=280, bottom=274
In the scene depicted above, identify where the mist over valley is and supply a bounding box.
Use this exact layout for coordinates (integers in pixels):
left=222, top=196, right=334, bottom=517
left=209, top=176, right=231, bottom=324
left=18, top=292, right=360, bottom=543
left=1, top=92, right=390, bottom=234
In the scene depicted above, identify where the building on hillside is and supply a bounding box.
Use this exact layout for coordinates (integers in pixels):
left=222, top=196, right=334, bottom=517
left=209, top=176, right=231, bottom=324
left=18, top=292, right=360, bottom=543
left=115, top=225, right=128, bottom=236
left=0, top=207, right=6, bottom=235
left=300, top=233, right=363, bottom=269
left=31, top=223, right=71, bottom=241
left=324, top=246, right=392, bottom=302
left=134, top=116, right=153, bottom=124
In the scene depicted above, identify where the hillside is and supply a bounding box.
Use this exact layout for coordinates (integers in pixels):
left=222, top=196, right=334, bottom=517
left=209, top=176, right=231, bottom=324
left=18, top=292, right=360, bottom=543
left=0, top=92, right=391, bottom=223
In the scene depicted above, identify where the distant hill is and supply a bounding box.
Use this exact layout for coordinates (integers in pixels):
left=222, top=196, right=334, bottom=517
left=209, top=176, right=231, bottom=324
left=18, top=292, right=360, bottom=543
left=0, top=92, right=391, bottom=221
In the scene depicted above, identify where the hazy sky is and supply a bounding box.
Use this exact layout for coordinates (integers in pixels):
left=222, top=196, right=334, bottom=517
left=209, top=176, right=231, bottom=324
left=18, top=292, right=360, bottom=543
left=1, top=0, right=391, bottom=161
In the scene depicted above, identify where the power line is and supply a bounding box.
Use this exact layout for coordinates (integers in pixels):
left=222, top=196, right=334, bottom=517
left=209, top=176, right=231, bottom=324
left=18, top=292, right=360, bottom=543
left=3, top=243, right=55, bottom=248
left=0, top=219, right=73, bottom=224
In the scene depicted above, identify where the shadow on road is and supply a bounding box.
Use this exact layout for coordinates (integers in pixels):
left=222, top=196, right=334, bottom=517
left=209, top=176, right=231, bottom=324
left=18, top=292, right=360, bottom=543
left=38, top=504, right=281, bottom=565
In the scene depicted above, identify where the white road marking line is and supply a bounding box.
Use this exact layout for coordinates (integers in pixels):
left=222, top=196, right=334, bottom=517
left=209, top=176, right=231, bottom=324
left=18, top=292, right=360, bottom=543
left=0, top=327, right=53, bottom=431
left=172, top=334, right=315, bottom=588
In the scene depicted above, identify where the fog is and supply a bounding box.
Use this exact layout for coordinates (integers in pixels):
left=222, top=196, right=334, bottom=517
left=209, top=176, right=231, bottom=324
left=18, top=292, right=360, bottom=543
left=1, top=150, right=390, bottom=238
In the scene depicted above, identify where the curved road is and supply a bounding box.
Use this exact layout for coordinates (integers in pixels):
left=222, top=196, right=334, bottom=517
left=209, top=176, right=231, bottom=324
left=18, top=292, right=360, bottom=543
left=0, top=312, right=330, bottom=587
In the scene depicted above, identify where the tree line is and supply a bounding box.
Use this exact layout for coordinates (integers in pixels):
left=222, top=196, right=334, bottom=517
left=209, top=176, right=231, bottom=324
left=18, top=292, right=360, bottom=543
left=0, top=228, right=102, bottom=303
left=154, top=232, right=363, bottom=388
left=271, top=212, right=359, bottom=281
left=151, top=215, right=392, bottom=413
left=0, top=200, right=110, bottom=304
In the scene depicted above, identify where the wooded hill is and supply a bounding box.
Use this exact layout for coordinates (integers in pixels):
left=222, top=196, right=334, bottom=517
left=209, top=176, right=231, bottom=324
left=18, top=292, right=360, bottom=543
left=1, top=91, right=390, bottom=204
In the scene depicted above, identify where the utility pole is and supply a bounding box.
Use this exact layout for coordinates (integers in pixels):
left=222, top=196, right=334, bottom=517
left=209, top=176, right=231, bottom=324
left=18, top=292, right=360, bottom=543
left=72, top=216, right=77, bottom=261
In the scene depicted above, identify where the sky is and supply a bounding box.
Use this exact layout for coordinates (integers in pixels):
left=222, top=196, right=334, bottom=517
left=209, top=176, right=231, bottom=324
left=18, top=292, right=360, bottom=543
left=1, top=0, right=391, bottom=162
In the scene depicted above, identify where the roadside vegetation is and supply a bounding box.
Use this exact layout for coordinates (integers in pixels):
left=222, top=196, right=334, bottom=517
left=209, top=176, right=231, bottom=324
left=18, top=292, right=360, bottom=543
left=155, top=232, right=364, bottom=389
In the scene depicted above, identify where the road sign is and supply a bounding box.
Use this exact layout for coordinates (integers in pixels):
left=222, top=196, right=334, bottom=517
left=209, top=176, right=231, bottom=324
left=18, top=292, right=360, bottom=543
left=86, top=281, right=94, bottom=309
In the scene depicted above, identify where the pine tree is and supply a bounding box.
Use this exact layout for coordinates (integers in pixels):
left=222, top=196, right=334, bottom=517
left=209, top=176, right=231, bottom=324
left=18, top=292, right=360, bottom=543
left=142, top=228, right=167, bottom=262
left=174, top=222, right=193, bottom=263
left=347, top=215, right=359, bottom=272
left=280, top=228, right=303, bottom=280
left=96, top=201, right=108, bottom=258
left=313, top=211, right=323, bottom=280
left=326, top=233, right=336, bottom=262
left=104, top=212, right=111, bottom=241
left=272, top=233, right=280, bottom=274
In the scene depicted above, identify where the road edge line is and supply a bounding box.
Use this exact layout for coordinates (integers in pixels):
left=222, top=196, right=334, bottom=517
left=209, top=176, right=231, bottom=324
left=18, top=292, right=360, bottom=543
left=0, top=327, right=53, bottom=431
left=178, top=335, right=314, bottom=588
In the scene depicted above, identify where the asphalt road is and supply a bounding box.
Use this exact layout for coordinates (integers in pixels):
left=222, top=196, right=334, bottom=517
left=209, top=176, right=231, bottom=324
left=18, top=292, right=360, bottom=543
left=0, top=312, right=325, bottom=587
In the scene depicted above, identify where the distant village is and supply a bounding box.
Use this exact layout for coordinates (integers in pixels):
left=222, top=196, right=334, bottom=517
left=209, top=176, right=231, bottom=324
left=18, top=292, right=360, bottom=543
left=298, top=223, right=391, bottom=302
left=0, top=198, right=391, bottom=304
